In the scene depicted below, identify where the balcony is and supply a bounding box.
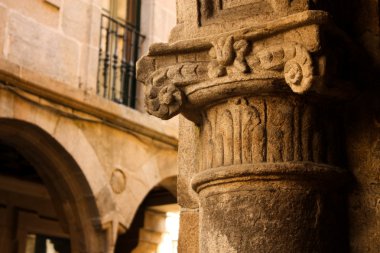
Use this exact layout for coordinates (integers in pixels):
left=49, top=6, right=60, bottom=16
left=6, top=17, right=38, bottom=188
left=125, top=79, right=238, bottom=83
left=97, top=14, right=144, bottom=108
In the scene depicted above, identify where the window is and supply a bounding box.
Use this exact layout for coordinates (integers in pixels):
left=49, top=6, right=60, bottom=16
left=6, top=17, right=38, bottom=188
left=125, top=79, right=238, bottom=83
left=97, top=0, right=142, bottom=108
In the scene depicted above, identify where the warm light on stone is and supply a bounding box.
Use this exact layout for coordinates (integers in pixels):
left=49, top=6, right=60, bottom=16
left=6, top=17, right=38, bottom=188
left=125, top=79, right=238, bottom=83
left=137, top=0, right=378, bottom=252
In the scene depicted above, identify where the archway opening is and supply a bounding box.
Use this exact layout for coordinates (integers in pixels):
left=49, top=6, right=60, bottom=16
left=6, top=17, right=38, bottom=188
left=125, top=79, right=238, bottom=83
left=0, top=142, right=71, bottom=253
left=115, top=179, right=180, bottom=253
left=0, top=119, right=105, bottom=253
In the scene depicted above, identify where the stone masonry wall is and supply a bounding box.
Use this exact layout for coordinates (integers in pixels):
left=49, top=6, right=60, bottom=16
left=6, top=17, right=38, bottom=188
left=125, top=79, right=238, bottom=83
left=0, top=0, right=101, bottom=92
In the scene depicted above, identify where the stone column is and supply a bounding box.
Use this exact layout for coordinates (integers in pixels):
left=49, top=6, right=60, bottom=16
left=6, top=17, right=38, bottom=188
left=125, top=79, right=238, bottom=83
left=138, top=1, right=357, bottom=252
left=191, top=97, right=346, bottom=252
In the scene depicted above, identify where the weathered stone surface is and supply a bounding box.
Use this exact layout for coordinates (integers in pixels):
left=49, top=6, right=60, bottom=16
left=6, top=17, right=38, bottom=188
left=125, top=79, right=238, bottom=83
left=7, top=11, right=80, bottom=86
left=178, top=116, right=199, bottom=208
left=88, top=4, right=102, bottom=47
left=62, top=0, right=91, bottom=43
left=178, top=209, right=199, bottom=253
left=79, top=45, right=99, bottom=91
left=0, top=4, right=7, bottom=58
left=0, top=0, right=60, bottom=28
left=192, top=162, right=347, bottom=252
left=137, top=0, right=375, bottom=252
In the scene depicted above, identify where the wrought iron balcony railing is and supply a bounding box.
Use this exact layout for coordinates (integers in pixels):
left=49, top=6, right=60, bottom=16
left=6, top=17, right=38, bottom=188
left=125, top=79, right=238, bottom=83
left=97, top=14, right=144, bottom=108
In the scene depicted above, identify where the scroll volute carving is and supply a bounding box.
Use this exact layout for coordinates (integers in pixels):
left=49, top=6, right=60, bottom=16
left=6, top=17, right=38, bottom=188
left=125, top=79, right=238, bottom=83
left=247, top=43, right=314, bottom=93
left=144, top=63, right=209, bottom=120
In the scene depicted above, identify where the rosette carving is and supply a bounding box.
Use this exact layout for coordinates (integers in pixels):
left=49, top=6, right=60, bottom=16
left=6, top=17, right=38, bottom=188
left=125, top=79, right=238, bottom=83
left=145, top=63, right=208, bottom=119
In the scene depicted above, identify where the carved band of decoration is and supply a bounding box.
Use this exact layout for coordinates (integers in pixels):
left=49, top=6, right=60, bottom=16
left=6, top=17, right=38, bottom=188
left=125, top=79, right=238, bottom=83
left=144, top=41, right=314, bottom=119
left=201, top=96, right=341, bottom=170
left=208, top=36, right=249, bottom=78
left=191, top=162, right=347, bottom=194
left=208, top=36, right=314, bottom=94
left=145, top=63, right=208, bottom=119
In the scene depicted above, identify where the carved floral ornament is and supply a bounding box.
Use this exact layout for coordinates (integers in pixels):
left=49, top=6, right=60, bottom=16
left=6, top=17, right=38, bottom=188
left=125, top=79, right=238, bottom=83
left=143, top=36, right=314, bottom=120
left=208, top=36, right=313, bottom=93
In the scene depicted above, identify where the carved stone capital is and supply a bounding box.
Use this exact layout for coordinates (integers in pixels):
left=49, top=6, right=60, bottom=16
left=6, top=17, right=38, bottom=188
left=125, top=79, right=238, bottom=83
left=138, top=11, right=356, bottom=122
left=141, top=40, right=314, bottom=120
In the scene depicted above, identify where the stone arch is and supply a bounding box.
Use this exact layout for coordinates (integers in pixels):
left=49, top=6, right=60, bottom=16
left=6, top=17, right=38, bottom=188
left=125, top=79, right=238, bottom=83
left=0, top=118, right=112, bottom=253
left=115, top=174, right=179, bottom=253
left=158, top=175, right=178, bottom=197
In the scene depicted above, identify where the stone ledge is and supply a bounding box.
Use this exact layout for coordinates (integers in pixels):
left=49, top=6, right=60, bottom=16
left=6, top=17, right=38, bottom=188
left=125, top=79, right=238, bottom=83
left=148, top=10, right=330, bottom=56
left=0, top=59, right=178, bottom=147
left=191, top=162, right=347, bottom=193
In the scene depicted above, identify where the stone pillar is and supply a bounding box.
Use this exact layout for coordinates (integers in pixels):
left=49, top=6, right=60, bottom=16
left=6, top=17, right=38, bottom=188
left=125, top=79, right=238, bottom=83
left=138, top=1, right=357, bottom=252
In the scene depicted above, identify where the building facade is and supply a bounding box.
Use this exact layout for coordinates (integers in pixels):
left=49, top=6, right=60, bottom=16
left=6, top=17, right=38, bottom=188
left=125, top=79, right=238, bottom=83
left=0, top=0, right=178, bottom=252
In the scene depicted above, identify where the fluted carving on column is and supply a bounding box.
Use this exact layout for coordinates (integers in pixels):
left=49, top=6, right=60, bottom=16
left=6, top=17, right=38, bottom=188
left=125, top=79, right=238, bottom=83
left=199, top=96, right=339, bottom=171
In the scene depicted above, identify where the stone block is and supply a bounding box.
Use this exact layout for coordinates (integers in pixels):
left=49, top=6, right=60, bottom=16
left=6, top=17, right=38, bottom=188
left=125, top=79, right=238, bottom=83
left=1, top=0, right=59, bottom=28
left=89, top=5, right=101, bottom=47
left=144, top=211, right=166, bottom=232
left=178, top=53, right=196, bottom=63
left=62, top=0, right=91, bottom=43
left=7, top=11, right=80, bottom=86
left=155, top=55, right=177, bottom=68
left=178, top=209, right=199, bottom=253
left=0, top=88, right=14, bottom=118
left=13, top=94, right=38, bottom=123
left=132, top=242, right=157, bottom=253
left=79, top=45, right=99, bottom=92
left=195, top=51, right=209, bottom=62
left=178, top=116, right=199, bottom=208
left=0, top=5, right=8, bottom=58
left=138, top=229, right=163, bottom=244
left=32, top=102, right=62, bottom=136
left=0, top=57, right=21, bottom=77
